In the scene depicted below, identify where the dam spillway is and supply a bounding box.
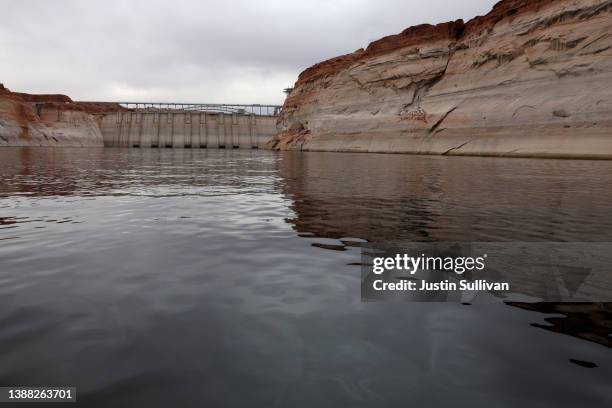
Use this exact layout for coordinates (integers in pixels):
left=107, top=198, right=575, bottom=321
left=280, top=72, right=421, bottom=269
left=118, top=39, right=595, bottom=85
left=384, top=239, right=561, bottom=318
left=96, top=103, right=280, bottom=149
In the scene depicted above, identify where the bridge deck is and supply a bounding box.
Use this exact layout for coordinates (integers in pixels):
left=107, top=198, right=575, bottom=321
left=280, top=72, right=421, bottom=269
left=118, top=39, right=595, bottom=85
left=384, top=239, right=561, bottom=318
left=81, top=102, right=283, bottom=116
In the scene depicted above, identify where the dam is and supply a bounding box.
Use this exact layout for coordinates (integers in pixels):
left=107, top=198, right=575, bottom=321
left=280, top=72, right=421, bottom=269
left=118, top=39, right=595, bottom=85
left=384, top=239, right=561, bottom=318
left=96, top=102, right=281, bottom=149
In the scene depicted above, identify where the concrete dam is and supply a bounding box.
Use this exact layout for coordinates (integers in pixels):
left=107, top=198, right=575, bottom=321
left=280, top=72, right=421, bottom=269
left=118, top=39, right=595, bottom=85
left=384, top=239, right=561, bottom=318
left=97, top=103, right=280, bottom=149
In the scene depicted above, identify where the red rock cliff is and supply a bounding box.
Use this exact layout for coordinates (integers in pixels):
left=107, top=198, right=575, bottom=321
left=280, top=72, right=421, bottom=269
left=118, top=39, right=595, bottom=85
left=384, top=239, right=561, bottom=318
left=0, top=84, right=126, bottom=147
left=271, top=0, right=612, bottom=158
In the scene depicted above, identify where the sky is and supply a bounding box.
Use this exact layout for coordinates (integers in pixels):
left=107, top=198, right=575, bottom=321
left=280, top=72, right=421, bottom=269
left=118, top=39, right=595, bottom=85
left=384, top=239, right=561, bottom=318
left=0, top=0, right=498, bottom=105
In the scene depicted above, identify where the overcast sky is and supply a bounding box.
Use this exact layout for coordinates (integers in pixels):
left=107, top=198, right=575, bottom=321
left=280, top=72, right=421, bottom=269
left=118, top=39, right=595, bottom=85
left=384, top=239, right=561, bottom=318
left=1, top=0, right=497, bottom=104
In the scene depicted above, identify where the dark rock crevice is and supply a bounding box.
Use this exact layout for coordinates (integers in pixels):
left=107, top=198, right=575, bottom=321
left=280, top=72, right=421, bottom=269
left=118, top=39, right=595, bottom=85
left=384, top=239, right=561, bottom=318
left=441, top=140, right=471, bottom=155
left=429, top=106, right=458, bottom=135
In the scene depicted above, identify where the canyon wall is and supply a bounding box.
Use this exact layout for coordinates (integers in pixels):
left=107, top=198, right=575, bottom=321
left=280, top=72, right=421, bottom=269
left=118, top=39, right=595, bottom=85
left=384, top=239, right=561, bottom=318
left=0, top=84, right=123, bottom=147
left=271, top=0, right=612, bottom=158
left=0, top=84, right=276, bottom=149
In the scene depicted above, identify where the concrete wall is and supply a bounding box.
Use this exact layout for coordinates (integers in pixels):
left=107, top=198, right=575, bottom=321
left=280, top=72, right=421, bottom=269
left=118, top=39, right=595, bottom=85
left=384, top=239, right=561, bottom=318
left=97, top=111, right=278, bottom=149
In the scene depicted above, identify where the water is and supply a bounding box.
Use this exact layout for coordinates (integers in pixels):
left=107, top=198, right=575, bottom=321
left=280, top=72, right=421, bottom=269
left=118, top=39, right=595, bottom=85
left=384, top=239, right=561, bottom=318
left=0, top=147, right=611, bottom=407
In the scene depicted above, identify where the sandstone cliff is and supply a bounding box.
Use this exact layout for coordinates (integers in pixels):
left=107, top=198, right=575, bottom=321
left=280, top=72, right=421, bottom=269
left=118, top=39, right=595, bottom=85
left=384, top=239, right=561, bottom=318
left=0, top=84, right=125, bottom=147
left=270, top=0, right=612, bottom=158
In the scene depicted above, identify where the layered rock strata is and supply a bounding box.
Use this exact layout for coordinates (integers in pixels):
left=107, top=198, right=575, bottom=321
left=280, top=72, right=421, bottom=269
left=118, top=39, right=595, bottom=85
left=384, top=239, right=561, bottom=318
left=270, top=0, right=612, bottom=158
left=0, top=84, right=125, bottom=147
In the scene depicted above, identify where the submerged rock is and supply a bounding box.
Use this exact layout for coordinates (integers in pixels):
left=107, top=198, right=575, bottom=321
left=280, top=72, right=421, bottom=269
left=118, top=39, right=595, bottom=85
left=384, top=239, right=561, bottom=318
left=272, top=0, right=612, bottom=158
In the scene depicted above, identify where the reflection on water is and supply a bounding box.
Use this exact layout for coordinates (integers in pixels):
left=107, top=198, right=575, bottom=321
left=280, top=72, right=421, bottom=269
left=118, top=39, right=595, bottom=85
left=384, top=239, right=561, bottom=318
left=278, top=151, right=612, bottom=242
left=0, top=147, right=611, bottom=407
left=508, top=302, right=612, bottom=349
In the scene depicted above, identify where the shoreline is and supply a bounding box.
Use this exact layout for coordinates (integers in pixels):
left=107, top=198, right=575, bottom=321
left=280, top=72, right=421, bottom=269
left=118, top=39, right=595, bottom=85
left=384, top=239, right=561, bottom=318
left=4, top=144, right=612, bottom=161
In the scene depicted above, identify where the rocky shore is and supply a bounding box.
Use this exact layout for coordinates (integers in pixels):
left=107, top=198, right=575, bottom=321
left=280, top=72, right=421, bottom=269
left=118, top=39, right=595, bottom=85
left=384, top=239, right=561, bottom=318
left=0, top=84, right=125, bottom=147
left=269, top=0, right=612, bottom=158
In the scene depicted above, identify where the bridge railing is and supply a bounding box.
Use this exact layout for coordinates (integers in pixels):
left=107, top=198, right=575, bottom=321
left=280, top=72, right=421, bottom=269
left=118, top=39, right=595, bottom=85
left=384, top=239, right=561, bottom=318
left=115, top=102, right=283, bottom=116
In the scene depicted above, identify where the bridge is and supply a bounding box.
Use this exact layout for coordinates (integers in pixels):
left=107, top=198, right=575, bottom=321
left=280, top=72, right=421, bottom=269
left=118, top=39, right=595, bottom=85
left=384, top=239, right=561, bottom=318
left=115, top=102, right=282, bottom=116
left=94, top=102, right=282, bottom=149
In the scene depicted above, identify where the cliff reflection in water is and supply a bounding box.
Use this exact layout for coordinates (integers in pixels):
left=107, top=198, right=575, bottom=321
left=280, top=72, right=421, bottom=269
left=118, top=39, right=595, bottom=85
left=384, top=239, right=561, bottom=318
left=277, top=151, right=612, bottom=243
left=1, top=147, right=612, bottom=406
left=277, top=151, right=612, bottom=348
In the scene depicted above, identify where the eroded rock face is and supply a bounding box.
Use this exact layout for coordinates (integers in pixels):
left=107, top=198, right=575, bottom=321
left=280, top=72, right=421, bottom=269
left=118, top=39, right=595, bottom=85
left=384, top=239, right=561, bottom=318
left=271, top=0, right=612, bottom=158
left=0, top=85, right=126, bottom=147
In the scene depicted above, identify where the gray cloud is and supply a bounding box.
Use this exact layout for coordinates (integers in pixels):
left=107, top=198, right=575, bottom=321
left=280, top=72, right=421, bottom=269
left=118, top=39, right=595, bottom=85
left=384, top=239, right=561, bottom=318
left=0, top=0, right=497, bottom=104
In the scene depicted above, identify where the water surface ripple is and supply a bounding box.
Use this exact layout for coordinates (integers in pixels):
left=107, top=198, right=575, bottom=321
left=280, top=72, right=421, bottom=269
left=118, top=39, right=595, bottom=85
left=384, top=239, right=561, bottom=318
left=0, top=147, right=611, bottom=407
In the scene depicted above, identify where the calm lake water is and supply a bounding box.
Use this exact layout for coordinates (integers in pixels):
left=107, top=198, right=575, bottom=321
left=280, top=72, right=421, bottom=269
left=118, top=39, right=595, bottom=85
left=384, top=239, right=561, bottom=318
left=1, top=147, right=611, bottom=407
